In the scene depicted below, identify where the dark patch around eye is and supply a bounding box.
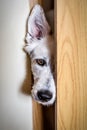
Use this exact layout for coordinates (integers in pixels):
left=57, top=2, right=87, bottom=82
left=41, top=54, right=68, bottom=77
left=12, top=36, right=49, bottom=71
left=37, top=37, right=41, bottom=40
left=36, top=59, right=46, bottom=66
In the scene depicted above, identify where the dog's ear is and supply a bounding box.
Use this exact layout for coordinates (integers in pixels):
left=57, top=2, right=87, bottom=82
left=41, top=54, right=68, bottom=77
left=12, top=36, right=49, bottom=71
left=27, top=4, right=51, bottom=40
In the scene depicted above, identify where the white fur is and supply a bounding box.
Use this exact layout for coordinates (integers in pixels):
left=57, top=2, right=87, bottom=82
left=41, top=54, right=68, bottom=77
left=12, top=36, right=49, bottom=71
left=24, top=4, right=56, bottom=106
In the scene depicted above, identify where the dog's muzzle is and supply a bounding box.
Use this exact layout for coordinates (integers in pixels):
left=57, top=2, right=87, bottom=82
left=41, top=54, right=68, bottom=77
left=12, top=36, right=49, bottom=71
left=37, top=89, right=52, bottom=102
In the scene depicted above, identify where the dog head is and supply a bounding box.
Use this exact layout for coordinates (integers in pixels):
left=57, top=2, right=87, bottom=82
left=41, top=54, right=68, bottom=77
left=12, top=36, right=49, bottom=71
left=24, top=4, right=56, bottom=106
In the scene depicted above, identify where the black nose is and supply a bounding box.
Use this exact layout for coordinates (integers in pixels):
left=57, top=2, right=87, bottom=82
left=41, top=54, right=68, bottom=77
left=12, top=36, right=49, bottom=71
left=37, top=90, right=52, bottom=102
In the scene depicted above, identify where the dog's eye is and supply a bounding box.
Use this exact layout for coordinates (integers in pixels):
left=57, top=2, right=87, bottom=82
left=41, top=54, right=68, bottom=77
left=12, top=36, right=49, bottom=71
left=36, top=59, right=46, bottom=66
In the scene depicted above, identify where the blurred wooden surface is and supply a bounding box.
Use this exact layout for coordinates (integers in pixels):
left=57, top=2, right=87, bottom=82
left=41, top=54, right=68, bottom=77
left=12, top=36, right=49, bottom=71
left=56, top=0, right=87, bottom=130
left=29, top=0, right=42, bottom=9
left=33, top=101, right=55, bottom=130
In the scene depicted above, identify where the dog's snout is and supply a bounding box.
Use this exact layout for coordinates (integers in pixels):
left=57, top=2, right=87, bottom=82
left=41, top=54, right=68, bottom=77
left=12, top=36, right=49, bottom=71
left=37, top=90, right=52, bottom=102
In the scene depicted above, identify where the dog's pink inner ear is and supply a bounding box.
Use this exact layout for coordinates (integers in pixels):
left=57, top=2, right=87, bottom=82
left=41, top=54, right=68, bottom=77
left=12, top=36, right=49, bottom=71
left=28, top=5, right=51, bottom=39
left=30, top=21, right=50, bottom=38
left=32, top=25, right=42, bottom=38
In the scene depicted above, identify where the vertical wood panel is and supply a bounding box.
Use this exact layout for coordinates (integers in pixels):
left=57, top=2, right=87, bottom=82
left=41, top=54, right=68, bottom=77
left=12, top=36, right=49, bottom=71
left=32, top=101, right=44, bottom=130
left=56, top=0, right=87, bottom=129
left=29, top=0, right=42, bottom=9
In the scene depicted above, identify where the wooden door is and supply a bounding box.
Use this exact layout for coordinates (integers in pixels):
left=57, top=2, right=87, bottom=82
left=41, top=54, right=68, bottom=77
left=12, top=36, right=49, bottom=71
left=56, top=0, right=87, bottom=130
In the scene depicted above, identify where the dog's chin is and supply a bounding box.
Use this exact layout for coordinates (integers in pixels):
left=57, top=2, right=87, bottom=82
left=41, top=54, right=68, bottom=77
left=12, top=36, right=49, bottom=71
left=37, top=98, right=55, bottom=106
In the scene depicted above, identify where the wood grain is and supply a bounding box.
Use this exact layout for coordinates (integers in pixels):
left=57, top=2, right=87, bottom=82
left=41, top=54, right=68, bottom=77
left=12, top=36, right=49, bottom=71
left=56, top=0, right=87, bottom=129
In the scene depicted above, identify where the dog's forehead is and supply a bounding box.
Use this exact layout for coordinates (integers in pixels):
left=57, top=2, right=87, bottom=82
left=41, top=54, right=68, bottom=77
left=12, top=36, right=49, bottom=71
left=32, top=35, right=54, bottom=59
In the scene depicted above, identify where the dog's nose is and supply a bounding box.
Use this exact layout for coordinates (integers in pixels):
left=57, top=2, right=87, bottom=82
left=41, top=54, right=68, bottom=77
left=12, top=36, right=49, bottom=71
left=37, top=90, right=52, bottom=102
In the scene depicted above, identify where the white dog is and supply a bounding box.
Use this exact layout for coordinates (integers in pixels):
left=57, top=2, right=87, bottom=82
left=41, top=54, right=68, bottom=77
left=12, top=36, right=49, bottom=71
left=24, top=4, right=56, bottom=106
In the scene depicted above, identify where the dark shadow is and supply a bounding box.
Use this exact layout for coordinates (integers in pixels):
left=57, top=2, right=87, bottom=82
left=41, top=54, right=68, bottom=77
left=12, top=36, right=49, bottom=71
left=42, top=0, right=54, bottom=12
left=20, top=54, right=33, bottom=95
left=42, top=104, right=55, bottom=130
